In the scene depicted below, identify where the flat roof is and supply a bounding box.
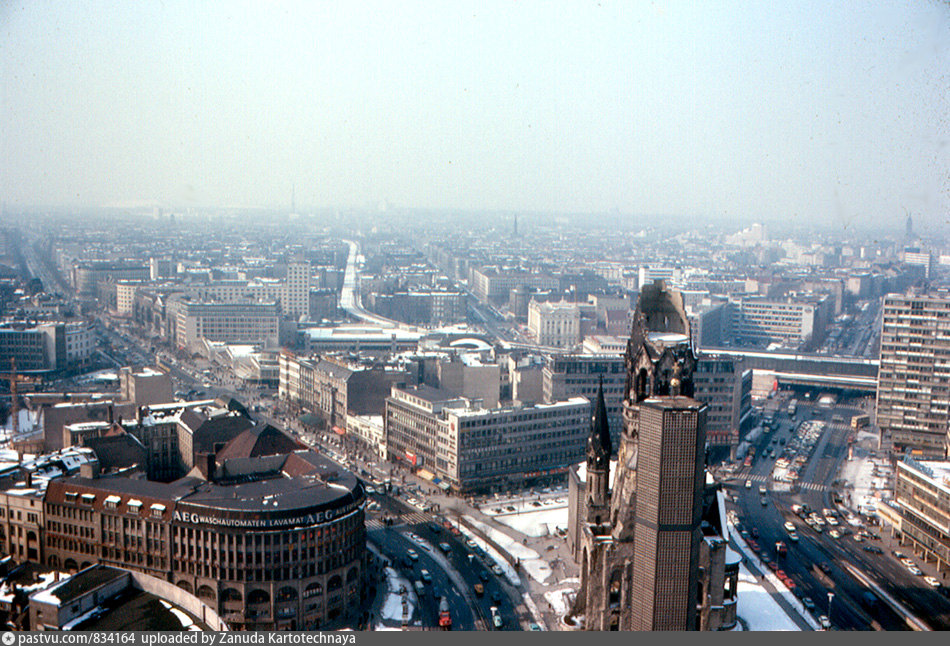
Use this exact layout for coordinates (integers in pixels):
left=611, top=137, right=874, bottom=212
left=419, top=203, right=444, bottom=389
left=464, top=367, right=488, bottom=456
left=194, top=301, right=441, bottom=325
left=31, top=565, right=127, bottom=607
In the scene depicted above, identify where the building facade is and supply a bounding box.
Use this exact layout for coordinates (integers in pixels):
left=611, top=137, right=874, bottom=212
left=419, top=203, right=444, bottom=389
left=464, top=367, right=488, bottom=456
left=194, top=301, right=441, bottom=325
left=876, top=289, right=950, bottom=458
left=528, top=300, right=581, bottom=348
left=42, top=450, right=366, bottom=631
left=384, top=384, right=589, bottom=492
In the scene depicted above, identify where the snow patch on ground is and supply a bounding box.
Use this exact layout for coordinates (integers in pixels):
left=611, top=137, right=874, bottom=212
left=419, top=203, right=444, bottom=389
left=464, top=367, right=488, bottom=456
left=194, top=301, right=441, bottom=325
left=543, top=587, right=576, bottom=617
left=464, top=516, right=554, bottom=584
left=737, top=564, right=799, bottom=631
left=456, top=522, right=521, bottom=587
left=490, top=506, right=569, bottom=538
left=378, top=567, right=416, bottom=626
left=464, top=516, right=540, bottom=560
left=729, top=522, right=818, bottom=630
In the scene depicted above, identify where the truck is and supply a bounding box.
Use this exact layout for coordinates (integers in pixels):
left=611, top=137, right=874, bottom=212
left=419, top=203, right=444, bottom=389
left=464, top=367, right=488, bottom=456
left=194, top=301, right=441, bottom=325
left=787, top=399, right=798, bottom=417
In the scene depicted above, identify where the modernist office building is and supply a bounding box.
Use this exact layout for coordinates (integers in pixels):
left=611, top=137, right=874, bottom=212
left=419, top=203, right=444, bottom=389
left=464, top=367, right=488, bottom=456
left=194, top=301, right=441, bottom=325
left=876, top=289, right=950, bottom=458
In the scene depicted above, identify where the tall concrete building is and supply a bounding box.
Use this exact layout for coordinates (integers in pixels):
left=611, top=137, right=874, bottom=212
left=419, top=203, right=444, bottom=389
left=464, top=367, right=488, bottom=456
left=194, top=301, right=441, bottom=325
left=573, top=281, right=734, bottom=631
left=876, top=289, right=950, bottom=458
left=283, top=260, right=311, bottom=319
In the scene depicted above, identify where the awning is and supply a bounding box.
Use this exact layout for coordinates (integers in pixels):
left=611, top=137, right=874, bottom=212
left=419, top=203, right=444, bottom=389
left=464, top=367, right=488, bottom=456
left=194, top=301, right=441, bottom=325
left=333, top=425, right=346, bottom=436
left=438, top=481, right=451, bottom=491
left=417, top=469, right=435, bottom=481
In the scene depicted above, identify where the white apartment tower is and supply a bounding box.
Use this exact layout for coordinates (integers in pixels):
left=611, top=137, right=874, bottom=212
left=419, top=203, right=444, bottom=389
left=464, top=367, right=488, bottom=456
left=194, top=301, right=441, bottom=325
left=283, top=260, right=311, bottom=319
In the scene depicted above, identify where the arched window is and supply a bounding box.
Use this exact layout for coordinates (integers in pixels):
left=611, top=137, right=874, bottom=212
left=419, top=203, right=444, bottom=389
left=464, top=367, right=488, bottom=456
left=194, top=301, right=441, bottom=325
left=197, top=585, right=216, bottom=602
left=247, top=589, right=270, bottom=605
left=327, top=575, right=342, bottom=591
left=176, top=580, right=194, bottom=594
left=221, top=588, right=242, bottom=602
left=64, top=558, right=78, bottom=572
left=346, top=567, right=359, bottom=583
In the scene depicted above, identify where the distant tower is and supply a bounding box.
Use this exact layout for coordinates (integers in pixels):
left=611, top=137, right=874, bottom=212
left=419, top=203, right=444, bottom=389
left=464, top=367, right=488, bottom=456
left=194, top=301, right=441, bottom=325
left=585, top=378, right=612, bottom=526
left=513, top=214, right=519, bottom=237
left=292, top=183, right=296, bottom=215
left=905, top=213, right=914, bottom=241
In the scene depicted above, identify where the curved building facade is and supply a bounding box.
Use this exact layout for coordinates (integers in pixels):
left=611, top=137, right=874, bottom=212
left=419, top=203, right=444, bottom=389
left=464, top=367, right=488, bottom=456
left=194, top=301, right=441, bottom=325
left=44, top=450, right=366, bottom=631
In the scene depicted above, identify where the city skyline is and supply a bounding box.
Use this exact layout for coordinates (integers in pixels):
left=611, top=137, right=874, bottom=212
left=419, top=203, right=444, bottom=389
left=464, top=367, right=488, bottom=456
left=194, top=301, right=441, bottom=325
left=1, top=2, right=948, bottom=229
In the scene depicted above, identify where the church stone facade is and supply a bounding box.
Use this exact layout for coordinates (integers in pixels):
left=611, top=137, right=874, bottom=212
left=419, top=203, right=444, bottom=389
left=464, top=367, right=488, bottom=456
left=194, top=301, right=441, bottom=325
left=570, top=281, right=738, bottom=630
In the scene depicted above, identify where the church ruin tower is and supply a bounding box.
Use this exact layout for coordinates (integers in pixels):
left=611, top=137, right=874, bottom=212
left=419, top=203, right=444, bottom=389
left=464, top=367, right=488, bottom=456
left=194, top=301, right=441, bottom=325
left=585, top=378, right=612, bottom=526
left=576, top=280, right=709, bottom=631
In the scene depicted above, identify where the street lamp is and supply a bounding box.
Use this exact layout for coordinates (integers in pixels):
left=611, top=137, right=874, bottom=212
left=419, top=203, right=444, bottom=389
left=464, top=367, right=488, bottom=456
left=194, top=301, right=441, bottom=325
left=827, top=592, right=834, bottom=626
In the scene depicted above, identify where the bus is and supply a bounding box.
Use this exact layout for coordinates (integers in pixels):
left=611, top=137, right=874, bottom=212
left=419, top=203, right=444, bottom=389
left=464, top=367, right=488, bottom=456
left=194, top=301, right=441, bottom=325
left=787, top=399, right=798, bottom=417
left=851, top=414, right=870, bottom=430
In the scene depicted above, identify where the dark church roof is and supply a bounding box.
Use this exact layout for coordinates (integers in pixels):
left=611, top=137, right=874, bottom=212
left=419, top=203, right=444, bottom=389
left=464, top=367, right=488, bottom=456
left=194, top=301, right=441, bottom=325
left=587, top=379, right=612, bottom=464
left=215, top=424, right=305, bottom=462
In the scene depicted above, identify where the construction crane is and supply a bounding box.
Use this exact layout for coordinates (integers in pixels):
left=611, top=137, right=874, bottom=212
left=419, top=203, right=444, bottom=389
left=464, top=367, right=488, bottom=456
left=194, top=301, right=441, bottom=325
left=0, top=358, right=39, bottom=438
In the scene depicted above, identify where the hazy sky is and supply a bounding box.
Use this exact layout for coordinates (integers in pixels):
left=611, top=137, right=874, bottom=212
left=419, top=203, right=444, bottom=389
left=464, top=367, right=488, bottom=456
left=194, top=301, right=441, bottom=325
left=1, top=1, right=948, bottom=228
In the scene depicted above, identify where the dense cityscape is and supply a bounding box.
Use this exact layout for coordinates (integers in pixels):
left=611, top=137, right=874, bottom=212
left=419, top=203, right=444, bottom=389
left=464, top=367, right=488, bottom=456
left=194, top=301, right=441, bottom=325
left=0, top=207, right=942, bottom=631
left=2, top=0, right=948, bottom=635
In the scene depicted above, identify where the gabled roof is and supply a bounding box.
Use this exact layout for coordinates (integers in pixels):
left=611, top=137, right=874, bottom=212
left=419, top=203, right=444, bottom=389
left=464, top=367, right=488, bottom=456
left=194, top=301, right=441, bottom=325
left=215, top=424, right=304, bottom=462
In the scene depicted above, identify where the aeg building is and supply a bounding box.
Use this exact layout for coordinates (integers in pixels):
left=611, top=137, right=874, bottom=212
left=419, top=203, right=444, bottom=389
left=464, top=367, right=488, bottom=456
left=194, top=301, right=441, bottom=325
left=43, top=449, right=366, bottom=631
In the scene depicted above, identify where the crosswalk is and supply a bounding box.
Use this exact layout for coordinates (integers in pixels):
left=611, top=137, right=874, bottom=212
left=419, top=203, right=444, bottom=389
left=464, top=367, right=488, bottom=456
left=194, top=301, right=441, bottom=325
left=737, top=473, right=826, bottom=492
left=367, top=510, right=435, bottom=530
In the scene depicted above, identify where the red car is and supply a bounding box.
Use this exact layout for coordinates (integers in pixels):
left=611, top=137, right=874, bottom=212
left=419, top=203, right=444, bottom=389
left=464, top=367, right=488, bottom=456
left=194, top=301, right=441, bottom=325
left=768, top=562, right=779, bottom=572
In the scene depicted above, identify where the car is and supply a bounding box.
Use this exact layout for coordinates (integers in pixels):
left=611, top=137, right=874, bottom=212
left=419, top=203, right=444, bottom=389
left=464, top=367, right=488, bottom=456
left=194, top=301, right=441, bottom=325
left=491, top=590, right=503, bottom=603
left=750, top=527, right=759, bottom=538
left=908, top=565, right=923, bottom=576
left=863, top=545, right=884, bottom=554
left=818, top=615, right=831, bottom=630
left=768, top=561, right=779, bottom=572
left=784, top=522, right=796, bottom=533
left=420, top=569, right=432, bottom=583
left=759, top=486, right=767, bottom=495
left=818, top=562, right=832, bottom=574
left=407, top=548, right=419, bottom=561
left=439, top=542, right=452, bottom=554
left=828, top=529, right=841, bottom=539
left=429, top=523, right=442, bottom=534
left=745, top=480, right=752, bottom=489
left=901, top=557, right=916, bottom=567
left=474, top=583, right=484, bottom=597
left=788, top=532, right=799, bottom=542
left=466, top=539, right=478, bottom=549
left=852, top=533, right=865, bottom=542
left=893, top=550, right=907, bottom=560
left=760, top=497, right=769, bottom=506
left=924, top=576, right=941, bottom=588
left=802, top=597, right=816, bottom=611
left=492, top=564, right=504, bottom=576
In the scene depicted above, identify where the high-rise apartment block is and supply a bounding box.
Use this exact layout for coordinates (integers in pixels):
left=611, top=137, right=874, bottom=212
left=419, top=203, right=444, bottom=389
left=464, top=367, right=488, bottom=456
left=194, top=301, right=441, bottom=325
left=876, top=289, right=950, bottom=458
